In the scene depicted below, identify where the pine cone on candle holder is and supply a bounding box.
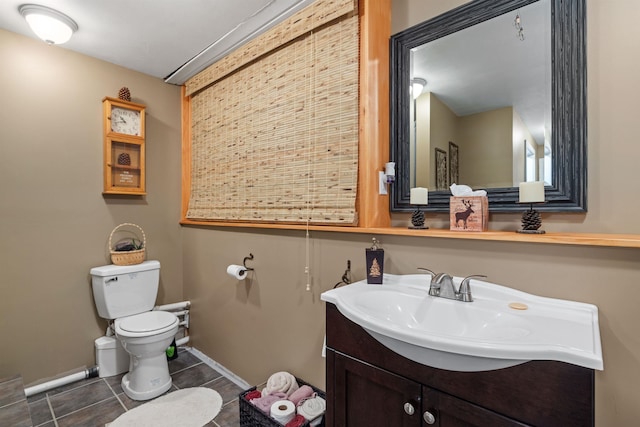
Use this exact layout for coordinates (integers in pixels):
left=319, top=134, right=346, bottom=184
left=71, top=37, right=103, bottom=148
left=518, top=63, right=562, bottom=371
left=521, top=209, right=542, bottom=230
left=411, top=210, right=425, bottom=227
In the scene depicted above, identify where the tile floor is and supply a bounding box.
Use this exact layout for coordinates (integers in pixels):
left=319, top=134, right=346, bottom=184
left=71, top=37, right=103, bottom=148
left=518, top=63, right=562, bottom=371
left=25, top=348, right=245, bottom=426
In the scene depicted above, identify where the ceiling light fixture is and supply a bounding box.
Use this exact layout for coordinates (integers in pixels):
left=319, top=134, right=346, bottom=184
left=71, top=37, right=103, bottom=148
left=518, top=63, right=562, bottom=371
left=19, top=4, right=78, bottom=45
left=411, top=78, right=427, bottom=99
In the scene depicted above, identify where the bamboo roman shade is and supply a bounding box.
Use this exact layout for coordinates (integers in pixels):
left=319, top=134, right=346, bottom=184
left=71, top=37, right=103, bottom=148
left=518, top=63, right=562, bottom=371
left=186, top=0, right=359, bottom=224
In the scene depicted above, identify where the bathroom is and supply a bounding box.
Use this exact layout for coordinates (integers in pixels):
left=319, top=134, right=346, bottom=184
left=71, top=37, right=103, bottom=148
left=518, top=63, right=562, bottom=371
left=1, top=0, right=639, bottom=425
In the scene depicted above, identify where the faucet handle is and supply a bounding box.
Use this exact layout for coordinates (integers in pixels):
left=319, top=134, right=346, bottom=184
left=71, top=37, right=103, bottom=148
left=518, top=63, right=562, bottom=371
left=417, top=267, right=435, bottom=277
left=418, top=268, right=440, bottom=296
left=459, top=275, right=487, bottom=302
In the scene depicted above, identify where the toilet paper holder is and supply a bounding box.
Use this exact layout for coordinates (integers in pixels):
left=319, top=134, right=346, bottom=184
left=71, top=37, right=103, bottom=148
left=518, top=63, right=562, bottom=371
left=243, top=253, right=255, bottom=271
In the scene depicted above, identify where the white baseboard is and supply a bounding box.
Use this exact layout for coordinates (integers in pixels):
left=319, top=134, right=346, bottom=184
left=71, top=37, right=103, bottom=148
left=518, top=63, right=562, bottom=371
left=185, top=346, right=251, bottom=390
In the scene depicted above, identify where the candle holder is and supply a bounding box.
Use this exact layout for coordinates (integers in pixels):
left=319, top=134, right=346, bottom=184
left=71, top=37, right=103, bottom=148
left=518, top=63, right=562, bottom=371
left=409, top=207, right=428, bottom=229
left=516, top=203, right=545, bottom=234
left=409, top=187, right=429, bottom=229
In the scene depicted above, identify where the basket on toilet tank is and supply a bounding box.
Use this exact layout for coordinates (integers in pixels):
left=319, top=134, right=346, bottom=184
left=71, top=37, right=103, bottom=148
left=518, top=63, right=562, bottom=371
left=109, top=223, right=146, bottom=266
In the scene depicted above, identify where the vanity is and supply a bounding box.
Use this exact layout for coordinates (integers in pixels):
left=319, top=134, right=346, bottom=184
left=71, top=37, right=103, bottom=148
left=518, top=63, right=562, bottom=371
left=322, top=274, right=602, bottom=426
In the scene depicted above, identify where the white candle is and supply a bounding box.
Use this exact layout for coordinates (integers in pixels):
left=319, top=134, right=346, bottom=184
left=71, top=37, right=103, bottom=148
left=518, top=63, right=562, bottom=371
left=519, top=181, right=545, bottom=203
left=410, top=187, right=428, bottom=205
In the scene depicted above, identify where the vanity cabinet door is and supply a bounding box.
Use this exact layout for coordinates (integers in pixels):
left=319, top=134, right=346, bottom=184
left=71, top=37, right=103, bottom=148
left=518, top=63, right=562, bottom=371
left=422, top=387, right=531, bottom=427
left=333, top=351, right=422, bottom=427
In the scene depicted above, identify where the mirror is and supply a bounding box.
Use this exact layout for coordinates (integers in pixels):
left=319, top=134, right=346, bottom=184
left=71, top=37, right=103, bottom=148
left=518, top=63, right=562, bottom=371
left=390, top=0, right=586, bottom=212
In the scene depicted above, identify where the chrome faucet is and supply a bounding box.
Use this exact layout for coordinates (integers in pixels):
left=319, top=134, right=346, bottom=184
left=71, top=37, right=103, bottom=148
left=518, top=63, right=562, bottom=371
left=418, top=268, right=486, bottom=302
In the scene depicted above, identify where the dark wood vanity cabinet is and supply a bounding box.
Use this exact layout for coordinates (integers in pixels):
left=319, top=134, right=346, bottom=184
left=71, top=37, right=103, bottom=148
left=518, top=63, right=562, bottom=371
left=325, top=304, right=594, bottom=427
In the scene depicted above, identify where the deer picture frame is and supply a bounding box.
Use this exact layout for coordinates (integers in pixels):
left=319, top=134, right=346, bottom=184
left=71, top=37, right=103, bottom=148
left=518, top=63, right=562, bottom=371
left=450, top=196, right=488, bottom=232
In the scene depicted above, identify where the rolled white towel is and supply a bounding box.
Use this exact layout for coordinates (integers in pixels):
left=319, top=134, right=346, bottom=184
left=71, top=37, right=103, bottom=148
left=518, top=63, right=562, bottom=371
left=297, top=396, right=326, bottom=426
left=262, top=371, right=300, bottom=397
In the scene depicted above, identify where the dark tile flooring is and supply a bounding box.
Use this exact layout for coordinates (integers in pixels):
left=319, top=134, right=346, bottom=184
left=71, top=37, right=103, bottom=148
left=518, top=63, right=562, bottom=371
left=24, top=348, right=245, bottom=426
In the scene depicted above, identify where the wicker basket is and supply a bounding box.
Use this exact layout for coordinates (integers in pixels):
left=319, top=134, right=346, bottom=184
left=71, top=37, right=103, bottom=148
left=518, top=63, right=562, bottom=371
left=109, top=223, right=146, bottom=266
left=239, top=378, right=325, bottom=427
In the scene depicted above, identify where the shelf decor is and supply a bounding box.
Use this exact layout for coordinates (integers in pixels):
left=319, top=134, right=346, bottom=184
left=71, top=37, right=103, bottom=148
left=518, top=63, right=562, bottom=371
left=102, top=96, right=146, bottom=195
left=517, top=181, right=546, bottom=234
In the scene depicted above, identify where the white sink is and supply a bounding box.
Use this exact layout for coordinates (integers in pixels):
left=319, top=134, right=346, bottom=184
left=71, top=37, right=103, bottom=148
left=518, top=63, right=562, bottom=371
left=321, top=274, right=603, bottom=372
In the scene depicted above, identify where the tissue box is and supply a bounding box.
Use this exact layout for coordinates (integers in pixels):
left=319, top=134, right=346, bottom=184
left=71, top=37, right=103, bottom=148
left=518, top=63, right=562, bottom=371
left=449, top=196, right=488, bottom=232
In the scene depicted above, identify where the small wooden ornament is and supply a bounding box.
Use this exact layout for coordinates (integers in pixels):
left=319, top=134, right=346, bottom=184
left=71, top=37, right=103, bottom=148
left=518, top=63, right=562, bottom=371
left=118, top=87, right=131, bottom=101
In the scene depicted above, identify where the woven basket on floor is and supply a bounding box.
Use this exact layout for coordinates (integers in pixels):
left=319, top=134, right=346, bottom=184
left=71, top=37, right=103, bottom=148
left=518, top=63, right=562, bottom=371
left=109, top=223, right=146, bottom=266
left=239, top=377, right=325, bottom=427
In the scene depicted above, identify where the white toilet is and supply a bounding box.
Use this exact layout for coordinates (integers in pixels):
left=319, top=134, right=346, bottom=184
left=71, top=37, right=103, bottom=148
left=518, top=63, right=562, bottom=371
left=90, top=260, right=179, bottom=401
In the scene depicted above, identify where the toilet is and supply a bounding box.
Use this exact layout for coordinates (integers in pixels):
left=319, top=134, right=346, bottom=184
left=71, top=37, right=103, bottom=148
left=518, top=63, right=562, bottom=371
left=90, top=260, right=179, bottom=401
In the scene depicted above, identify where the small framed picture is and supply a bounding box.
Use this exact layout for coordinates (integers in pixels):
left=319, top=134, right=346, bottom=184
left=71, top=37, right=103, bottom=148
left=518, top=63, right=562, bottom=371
left=435, top=148, right=448, bottom=190
left=449, top=141, right=459, bottom=185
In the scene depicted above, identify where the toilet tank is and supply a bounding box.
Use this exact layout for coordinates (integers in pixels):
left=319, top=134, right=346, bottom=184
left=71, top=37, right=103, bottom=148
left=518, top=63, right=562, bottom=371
left=90, top=260, right=161, bottom=319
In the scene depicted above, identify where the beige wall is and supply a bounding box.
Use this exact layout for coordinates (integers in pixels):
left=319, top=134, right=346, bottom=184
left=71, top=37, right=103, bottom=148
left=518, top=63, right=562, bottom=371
left=2, top=0, right=640, bottom=424
left=512, top=109, right=528, bottom=185
left=427, top=93, right=458, bottom=189
left=414, top=93, right=430, bottom=187
left=458, top=106, right=513, bottom=187
left=184, top=1, right=640, bottom=426
left=0, top=30, right=183, bottom=384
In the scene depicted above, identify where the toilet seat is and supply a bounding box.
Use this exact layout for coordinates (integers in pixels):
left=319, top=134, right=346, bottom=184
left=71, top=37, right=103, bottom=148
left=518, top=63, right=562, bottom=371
left=115, top=311, right=179, bottom=338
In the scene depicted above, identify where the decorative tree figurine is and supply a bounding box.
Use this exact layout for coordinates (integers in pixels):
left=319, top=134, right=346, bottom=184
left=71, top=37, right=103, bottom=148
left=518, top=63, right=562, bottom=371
left=365, top=237, right=384, bottom=284
left=369, top=258, right=381, bottom=278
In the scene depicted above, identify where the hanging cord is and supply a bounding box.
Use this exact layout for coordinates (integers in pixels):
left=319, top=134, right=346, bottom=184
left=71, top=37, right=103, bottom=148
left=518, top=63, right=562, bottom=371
left=304, top=30, right=316, bottom=292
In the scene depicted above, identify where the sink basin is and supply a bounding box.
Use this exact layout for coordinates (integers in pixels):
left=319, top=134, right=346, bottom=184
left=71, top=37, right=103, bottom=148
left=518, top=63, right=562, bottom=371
left=321, top=274, right=603, bottom=372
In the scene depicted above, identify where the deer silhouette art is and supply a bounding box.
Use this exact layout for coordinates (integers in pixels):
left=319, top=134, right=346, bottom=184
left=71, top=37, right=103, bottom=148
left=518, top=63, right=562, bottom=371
left=455, top=199, right=475, bottom=229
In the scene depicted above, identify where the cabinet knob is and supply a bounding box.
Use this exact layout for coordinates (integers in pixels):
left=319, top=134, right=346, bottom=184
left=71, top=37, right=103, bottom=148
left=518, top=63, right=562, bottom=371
left=423, top=410, right=436, bottom=424
left=403, top=402, right=415, bottom=415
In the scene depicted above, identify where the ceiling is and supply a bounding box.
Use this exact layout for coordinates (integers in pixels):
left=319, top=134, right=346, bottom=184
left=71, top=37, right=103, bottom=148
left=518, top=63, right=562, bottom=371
left=0, top=0, right=314, bottom=85
left=411, top=0, right=550, bottom=146
left=1, top=0, right=550, bottom=144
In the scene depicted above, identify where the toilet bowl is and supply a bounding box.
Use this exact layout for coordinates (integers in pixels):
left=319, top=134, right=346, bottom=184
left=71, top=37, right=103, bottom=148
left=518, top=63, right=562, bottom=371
left=115, top=311, right=179, bottom=400
left=90, top=260, right=181, bottom=401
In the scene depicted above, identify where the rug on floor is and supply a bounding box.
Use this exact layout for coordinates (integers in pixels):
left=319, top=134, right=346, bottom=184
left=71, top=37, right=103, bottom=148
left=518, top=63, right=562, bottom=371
left=108, top=387, right=222, bottom=427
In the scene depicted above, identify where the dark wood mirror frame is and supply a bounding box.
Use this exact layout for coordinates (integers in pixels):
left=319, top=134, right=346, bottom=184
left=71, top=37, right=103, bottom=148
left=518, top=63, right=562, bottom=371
left=390, top=0, right=586, bottom=213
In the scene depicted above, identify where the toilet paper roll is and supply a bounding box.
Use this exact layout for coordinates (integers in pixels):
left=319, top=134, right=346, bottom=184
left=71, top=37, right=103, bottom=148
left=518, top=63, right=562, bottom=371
left=226, top=264, right=247, bottom=280
left=270, top=400, right=295, bottom=424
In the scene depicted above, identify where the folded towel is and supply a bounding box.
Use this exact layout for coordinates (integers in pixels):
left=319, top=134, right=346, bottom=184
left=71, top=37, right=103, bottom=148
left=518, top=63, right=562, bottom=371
left=250, top=392, right=287, bottom=414
left=297, top=396, right=326, bottom=425
left=244, top=389, right=262, bottom=401
left=285, top=414, right=307, bottom=427
left=263, top=372, right=300, bottom=397
left=288, top=385, right=315, bottom=406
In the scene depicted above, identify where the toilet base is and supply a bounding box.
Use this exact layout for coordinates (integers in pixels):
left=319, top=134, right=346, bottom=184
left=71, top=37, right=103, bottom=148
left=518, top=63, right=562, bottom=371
left=121, top=352, right=173, bottom=401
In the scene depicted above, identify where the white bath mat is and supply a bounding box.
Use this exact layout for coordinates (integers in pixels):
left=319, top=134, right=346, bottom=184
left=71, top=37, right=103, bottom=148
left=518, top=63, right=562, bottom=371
left=108, top=387, right=222, bottom=427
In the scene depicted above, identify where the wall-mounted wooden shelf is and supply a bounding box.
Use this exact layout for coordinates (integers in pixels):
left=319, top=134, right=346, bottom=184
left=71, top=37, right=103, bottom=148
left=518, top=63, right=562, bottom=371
left=179, top=219, right=640, bottom=248
left=103, top=97, right=146, bottom=195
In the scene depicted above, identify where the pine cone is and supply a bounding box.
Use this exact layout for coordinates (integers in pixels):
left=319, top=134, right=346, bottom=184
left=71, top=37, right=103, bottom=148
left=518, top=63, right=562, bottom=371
left=411, top=210, right=425, bottom=227
left=118, top=87, right=131, bottom=101
left=521, top=209, right=542, bottom=230
left=117, top=153, right=131, bottom=166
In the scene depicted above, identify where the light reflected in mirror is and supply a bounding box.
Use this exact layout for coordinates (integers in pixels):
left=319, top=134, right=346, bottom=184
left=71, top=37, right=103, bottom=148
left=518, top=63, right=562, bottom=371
left=390, top=0, right=587, bottom=213
left=409, top=0, right=551, bottom=190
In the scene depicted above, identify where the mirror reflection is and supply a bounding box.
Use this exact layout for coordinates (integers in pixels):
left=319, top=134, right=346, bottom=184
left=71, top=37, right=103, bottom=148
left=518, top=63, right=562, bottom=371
left=390, top=0, right=587, bottom=212
left=409, top=0, right=551, bottom=191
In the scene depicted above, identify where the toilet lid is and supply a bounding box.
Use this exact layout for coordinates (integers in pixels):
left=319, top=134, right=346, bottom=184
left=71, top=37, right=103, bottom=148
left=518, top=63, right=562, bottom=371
left=118, top=311, right=178, bottom=333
